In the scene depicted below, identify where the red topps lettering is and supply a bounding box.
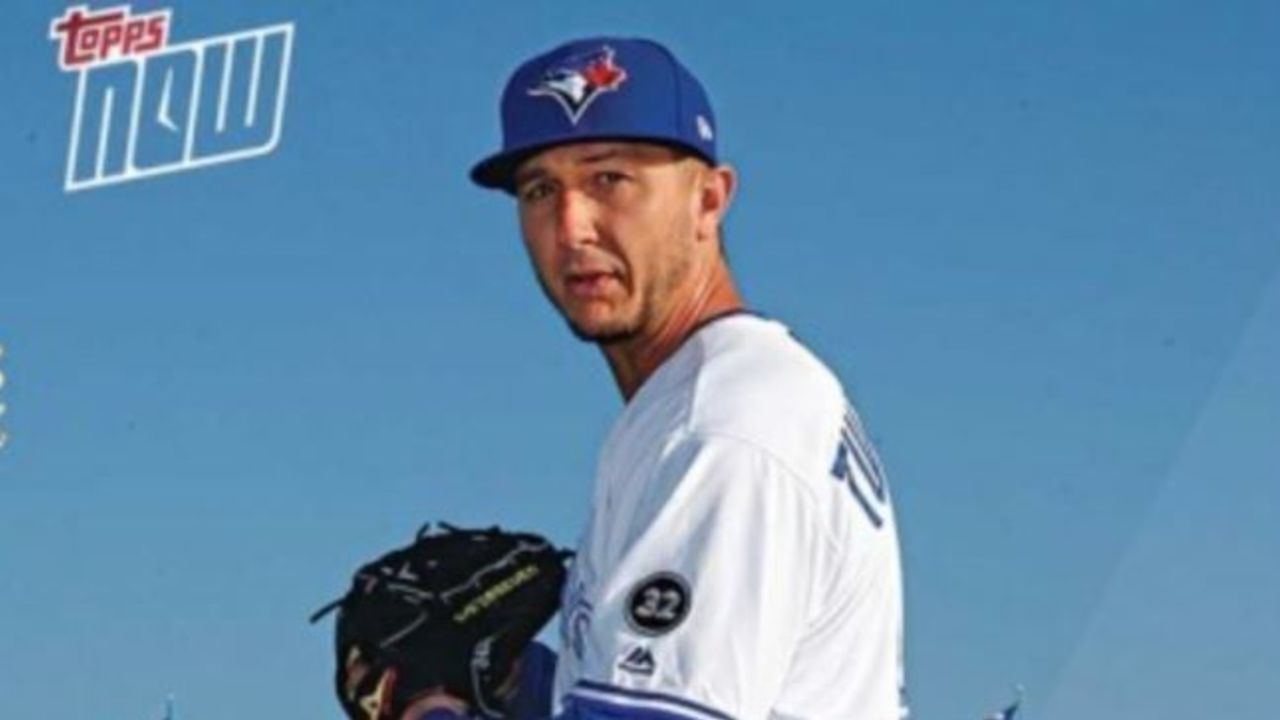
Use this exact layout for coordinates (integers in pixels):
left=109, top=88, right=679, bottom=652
left=138, top=16, right=169, bottom=53
left=51, top=7, right=126, bottom=68
left=49, top=5, right=171, bottom=70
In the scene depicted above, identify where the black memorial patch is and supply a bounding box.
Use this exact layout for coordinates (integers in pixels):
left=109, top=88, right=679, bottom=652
left=625, top=572, right=691, bottom=636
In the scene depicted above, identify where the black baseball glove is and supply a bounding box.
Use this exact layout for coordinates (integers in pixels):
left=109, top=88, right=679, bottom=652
left=311, top=523, right=571, bottom=719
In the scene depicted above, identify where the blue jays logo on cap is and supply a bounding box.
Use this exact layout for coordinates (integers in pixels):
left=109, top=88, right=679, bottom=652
left=528, top=45, right=628, bottom=125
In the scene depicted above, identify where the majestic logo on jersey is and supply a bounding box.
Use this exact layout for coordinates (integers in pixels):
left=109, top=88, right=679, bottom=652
left=625, top=572, right=690, bottom=636
left=528, top=45, right=627, bottom=125
left=48, top=5, right=294, bottom=192
left=617, top=645, right=656, bottom=676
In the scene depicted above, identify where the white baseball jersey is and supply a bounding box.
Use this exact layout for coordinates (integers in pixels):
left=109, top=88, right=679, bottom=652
left=553, top=313, right=907, bottom=720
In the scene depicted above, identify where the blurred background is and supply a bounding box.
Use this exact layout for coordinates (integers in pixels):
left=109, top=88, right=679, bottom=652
left=1, top=1, right=1276, bottom=717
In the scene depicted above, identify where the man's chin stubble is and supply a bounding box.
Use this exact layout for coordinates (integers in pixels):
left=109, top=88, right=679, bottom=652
left=564, top=316, right=640, bottom=346
left=532, top=273, right=644, bottom=346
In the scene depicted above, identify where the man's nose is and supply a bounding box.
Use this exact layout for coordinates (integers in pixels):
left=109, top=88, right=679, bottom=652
left=554, top=188, right=599, bottom=248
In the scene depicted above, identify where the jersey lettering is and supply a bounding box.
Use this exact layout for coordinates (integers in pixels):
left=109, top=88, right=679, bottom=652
left=830, top=407, right=890, bottom=528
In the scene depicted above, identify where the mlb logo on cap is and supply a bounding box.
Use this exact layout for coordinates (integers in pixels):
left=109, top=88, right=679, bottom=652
left=470, top=37, right=718, bottom=192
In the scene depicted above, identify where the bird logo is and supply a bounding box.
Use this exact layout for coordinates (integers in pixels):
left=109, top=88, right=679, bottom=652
left=528, top=45, right=628, bottom=124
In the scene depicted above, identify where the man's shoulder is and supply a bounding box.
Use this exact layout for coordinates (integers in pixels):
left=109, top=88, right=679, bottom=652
left=693, top=313, right=841, bottom=398
left=683, top=314, right=848, bottom=476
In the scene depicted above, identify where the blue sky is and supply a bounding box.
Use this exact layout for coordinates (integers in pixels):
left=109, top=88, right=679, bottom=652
left=1, top=1, right=1276, bottom=718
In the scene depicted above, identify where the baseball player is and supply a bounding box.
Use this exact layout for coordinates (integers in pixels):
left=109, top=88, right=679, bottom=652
left=393, top=36, right=907, bottom=720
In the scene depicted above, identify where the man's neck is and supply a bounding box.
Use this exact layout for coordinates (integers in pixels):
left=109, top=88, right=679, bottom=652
left=601, top=264, right=743, bottom=402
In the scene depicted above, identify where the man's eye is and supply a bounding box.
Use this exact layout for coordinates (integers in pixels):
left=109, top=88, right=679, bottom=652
left=521, top=181, right=554, bottom=202
left=595, top=171, right=627, bottom=187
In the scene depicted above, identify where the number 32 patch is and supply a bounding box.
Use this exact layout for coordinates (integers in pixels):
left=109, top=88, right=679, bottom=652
left=625, top=572, right=691, bottom=636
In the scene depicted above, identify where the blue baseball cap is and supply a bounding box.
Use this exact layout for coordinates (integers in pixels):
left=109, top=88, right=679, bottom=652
left=470, top=37, right=718, bottom=192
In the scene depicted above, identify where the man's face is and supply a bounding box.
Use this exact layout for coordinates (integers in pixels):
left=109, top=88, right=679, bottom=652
left=513, top=142, right=705, bottom=345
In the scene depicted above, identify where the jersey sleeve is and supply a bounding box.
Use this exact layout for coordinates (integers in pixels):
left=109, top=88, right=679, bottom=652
left=560, top=432, right=836, bottom=720
left=511, top=642, right=558, bottom=719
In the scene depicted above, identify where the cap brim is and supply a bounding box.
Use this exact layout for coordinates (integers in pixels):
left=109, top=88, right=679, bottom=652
left=469, top=144, right=552, bottom=194
left=469, top=136, right=716, bottom=195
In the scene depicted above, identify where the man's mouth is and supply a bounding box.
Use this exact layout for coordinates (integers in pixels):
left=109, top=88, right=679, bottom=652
left=565, top=270, right=619, bottom=298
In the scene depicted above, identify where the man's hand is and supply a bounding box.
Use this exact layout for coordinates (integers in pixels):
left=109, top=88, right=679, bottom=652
left=399, top=692, right=471, bottom=720
left=345, top=653, right=528, bottom=719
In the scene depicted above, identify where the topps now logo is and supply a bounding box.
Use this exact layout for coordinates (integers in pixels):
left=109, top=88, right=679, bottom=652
left=49, top=4, right=294, bottom=192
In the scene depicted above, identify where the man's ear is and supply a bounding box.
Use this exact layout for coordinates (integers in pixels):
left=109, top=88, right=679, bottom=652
left=695, top=163, right=736, bottom=244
